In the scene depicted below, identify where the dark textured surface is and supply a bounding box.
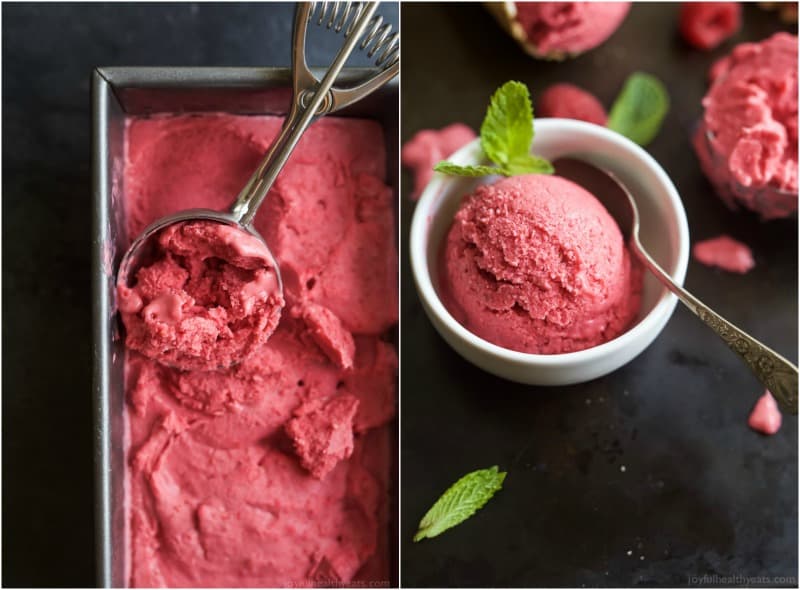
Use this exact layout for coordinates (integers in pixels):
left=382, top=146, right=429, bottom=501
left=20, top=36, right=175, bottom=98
left=1, top=3, right=397, bottom=587
left=401, top=3, right=798, bottom=587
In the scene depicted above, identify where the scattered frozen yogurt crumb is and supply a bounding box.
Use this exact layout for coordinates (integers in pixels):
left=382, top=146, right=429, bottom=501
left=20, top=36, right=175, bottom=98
left=693, top=235, right=755, bottom=273
left=537, top=83, right=608, bottom=125
left=401, top=123, right=477, bottom=201
left=748, top=390, right=782, bottom=435
left=620, top=465, right=627, bottom=472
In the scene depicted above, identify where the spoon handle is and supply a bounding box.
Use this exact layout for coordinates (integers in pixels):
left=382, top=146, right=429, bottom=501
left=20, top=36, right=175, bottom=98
left=632, top=238, right=798, bottom=414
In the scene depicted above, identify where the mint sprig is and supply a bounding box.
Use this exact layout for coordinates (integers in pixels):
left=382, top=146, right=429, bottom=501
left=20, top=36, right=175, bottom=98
left=413, top=466, right=507, bottom=542
left=607, top=72, right=669, bottom=147
left=434, top=81, right=553, bottom=178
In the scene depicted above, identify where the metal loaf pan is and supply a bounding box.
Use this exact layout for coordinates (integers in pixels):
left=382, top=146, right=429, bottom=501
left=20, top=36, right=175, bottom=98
left=92, top=67, right=399, bottom=588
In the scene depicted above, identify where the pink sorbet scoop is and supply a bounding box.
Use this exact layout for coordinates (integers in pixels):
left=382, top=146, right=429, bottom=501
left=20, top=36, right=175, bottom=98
left=118, top=221, right=284, bottom=371
left=439, top=174, right=643, bottom=354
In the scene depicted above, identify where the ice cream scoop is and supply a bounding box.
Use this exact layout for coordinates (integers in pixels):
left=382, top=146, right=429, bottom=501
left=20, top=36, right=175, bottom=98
left=117, top=2, right=399, bottom=368
left=556, top=157, right=798, bottom=414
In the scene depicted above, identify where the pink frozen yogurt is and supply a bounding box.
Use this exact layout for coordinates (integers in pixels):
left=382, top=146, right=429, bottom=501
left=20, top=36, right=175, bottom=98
left=285, top=394, right=361, bottom=479
left=692, top=235, right=755, bottom=273
left=401, top=123, right=476, bottom=201
left=748, top=390, right=782, bottom=435
left=693, top=33, right=798, bottom=219
left=118, top=221, right=284, bottom=371
left=537, top=83, right=607, bottom=125
left=123, top=114, right=397, bottom=587
left=290, top=301, right=356, bottom=369
left=440, top=174, right=642, bottom=354
left=513, top=2, right=631, bottom=58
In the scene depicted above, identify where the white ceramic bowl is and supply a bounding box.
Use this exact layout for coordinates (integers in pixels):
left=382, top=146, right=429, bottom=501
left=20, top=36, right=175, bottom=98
left=409, top=118, right=690, bottom=385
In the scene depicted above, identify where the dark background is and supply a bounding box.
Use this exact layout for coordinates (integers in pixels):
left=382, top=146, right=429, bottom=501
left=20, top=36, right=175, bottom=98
left=1, top=3, right=397, bottom=587
left=401, top=3, right=799, bottom=588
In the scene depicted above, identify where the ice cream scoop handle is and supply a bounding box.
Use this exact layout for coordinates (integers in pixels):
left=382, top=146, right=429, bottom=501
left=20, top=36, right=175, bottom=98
left=631, top=237, right=798, bottom=414
left=230, top=2, right=379, bottom=227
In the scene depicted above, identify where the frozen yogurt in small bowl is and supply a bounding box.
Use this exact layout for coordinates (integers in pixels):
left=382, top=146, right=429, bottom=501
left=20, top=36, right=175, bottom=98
left=409, top=118, right=689, bottom=385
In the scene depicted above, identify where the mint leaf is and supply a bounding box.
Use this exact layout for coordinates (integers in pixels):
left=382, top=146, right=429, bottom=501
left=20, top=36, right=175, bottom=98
left=433, top=81, right=553, bottom=178
left=505, top=153, right=555, bottom=175
left=607, top=72, right=670, bottom=146
left=434, top=162, right=509, bottom=177
left=413, top=466, right=507, bottom=542
left=481, top=81, right=534, bottom=167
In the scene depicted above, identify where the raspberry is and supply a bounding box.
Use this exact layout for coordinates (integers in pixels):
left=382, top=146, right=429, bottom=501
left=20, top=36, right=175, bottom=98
left=537, top=83, right=607, bottom=125
left=680, top=2, right=742, bottom=50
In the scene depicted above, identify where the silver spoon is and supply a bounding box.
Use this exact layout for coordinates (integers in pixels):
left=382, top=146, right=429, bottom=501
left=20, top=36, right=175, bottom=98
left=555, top=157, right=798, bottom=414
left=117, top=2, right=399, bottom=341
